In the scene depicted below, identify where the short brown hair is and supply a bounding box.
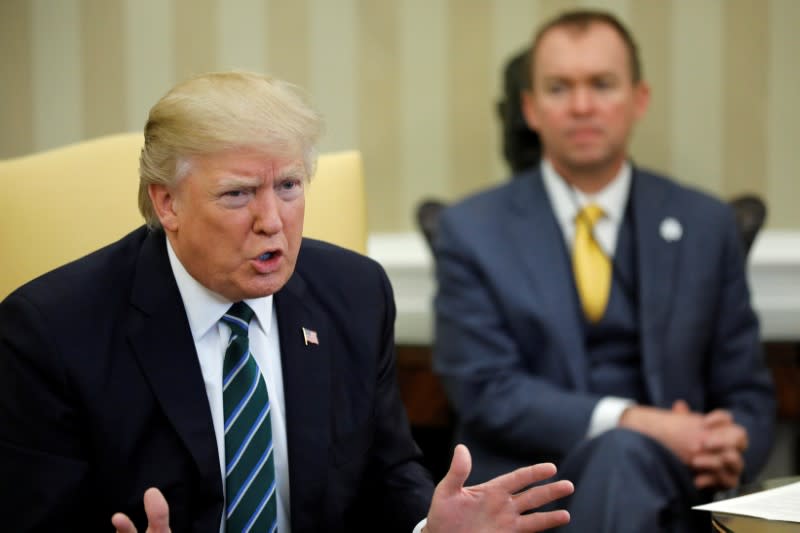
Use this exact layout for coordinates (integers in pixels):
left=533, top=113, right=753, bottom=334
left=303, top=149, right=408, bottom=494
left=525, top=10, right=642, bottom=89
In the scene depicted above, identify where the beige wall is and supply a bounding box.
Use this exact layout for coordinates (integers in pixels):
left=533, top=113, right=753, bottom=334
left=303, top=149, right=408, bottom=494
left=2, top=0, right=798, bottom=231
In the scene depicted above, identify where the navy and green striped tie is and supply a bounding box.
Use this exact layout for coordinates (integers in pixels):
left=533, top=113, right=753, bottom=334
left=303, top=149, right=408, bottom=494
left=221, top=302, right=277, bottom=532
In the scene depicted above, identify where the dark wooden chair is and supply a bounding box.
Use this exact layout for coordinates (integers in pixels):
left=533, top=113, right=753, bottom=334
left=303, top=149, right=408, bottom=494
left=729, top=194, right=767, bottom=257
left=415, top=199, right=447, bottom=251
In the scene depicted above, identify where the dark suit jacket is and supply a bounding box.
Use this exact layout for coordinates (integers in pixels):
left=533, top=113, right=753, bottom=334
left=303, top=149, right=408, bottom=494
left=433, top=167, right=775, bottom=484
left=0, top=227, right=433, bottom=532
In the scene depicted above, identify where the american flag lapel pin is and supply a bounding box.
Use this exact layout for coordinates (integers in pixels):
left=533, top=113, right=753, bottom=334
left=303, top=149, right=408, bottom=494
left=302, top=327, right=319, bottom=346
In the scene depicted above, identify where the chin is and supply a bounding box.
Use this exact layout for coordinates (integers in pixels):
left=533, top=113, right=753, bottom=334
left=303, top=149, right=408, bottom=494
left=245, top=278, right=290, bottom=298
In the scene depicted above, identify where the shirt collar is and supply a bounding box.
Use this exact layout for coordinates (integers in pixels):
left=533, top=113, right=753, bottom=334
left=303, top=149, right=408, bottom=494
left=541, top=158, right=632, bottom=226
left=165, top=237, right=274, bottom=340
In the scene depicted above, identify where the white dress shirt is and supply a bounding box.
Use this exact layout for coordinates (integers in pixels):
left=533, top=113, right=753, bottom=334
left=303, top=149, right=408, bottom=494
left=539, top=159, right=636, bottom=439
left=166, top=240, right=291, bottom=533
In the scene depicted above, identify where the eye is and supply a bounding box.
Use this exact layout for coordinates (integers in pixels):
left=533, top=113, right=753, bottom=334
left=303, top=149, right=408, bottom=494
left=592, top=77, right=616, bottom=90
left=275, top=177, right=304, bottom=200
left=220, top=188, right=255, bottom=207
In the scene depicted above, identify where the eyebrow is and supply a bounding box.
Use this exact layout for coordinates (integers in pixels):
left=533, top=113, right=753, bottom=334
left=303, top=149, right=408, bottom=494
left=275, top=164, right=307, bottom=181
left=541, top=70, right=620, bottom=82
left=274, top=163, right=309, bottom=182
left=217, top=174, right=262, bottom=188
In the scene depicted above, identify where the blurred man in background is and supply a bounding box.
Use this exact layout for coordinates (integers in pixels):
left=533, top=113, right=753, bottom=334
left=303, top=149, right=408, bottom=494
left=434, top=10, right=774, bottom=532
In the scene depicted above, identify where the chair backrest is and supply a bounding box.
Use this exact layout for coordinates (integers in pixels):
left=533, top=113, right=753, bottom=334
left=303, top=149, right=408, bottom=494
left=305, top=150, right=367, bottom=255
left=729, top=194, right=767, bottom=258
left=415, top=198, right=448, bottom=253
left=416, top=194, right=766, bottom=259
left=0, top=134, right=367, bottom=300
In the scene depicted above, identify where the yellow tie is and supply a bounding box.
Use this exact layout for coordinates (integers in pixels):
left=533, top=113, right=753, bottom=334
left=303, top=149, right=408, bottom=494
left=573, top=204, right=611, bottom=322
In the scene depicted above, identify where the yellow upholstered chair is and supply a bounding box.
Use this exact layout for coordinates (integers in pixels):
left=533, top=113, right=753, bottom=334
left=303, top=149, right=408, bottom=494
left=0, top=133, right=367, bottom=300
left=304, top=149, right=367, bottom=255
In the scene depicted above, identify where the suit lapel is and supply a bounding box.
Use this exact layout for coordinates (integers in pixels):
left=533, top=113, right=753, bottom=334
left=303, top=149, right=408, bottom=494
left=275, top=271, right=331, bottom=532
left=126, top=231, right=223, bottom=499
left=507, top=172, right=589, bottom=390
left=632, top=171, right=682, bottom=406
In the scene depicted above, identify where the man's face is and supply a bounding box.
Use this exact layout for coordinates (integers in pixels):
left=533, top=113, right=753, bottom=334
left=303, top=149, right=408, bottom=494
left=522, top=22, right=649, bottom=178
left=150, top=148, right=306, bottom=301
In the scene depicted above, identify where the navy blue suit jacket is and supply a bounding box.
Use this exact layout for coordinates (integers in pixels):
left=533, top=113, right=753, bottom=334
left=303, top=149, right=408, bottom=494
left=433, top=167, right=775, bottom=484
left=0, top=227, right=433, bottom=532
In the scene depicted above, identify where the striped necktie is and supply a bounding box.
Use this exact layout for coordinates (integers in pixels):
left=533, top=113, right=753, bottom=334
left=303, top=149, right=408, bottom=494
left=573, top=204, right=611, bottom=323
left=221, top=302, right=277, bottom=532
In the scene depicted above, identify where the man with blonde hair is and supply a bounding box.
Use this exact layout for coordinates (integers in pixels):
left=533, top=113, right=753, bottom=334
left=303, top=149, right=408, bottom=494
left=0, top=71, right=573, bottom=532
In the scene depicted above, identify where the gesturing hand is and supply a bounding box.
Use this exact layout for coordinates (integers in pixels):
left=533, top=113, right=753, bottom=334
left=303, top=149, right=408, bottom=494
left=111, top=487, right=171, bottom=533
left=425, top=444, right=573, bottom=533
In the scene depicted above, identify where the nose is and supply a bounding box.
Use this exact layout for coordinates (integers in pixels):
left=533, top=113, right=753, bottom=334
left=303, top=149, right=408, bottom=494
left=569, top=87, right=594, bottom=115
left=251, top=190, right=283, bottom=235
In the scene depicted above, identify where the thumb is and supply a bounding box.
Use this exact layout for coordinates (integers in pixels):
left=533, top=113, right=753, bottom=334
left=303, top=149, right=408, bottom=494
left=143, top=487, right=171, bottom=533
left=671, top=399, right=690, bottom=414
left=111, top=513, right=137, bottom=533
left=438, top=444, right=472, bottom=495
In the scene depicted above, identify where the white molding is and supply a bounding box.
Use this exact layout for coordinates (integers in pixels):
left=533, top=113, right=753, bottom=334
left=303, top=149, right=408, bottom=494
left=748, top=231, right=800, bottom=341
left=369, top=230, right=800, bottom=344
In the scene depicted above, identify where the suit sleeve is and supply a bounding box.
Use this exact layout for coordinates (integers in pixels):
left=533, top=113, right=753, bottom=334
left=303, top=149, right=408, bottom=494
left=360, top=263, right=435, bottom=531
left=704, top=207, right=775, bottom=482
left=433, top=211, right=599, bottom=459
left=0, top=291, right=93, bottom=531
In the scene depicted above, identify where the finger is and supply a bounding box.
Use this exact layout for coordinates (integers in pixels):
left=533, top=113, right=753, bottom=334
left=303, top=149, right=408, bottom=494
left=694, top=463, right=741, bottom=491
left=143, top=487, right=171, bottom=533
left=111, top=513, right=137, bottom=533
left=517, top=509, right=571, bottom=532
left=704, top=425, right=748, bottom=452
left=692, top=452, right=723, bottom=471
left=702, top=409, right=733, bottom=428
left=671, top=399, right=690, bottom=413
left=437, top=444, right=472, bottom=496
left=513, top=480, right=574, bottom=514
left=692, top=448, right=742, bottom=472
left=694, top=472, right=717, bottom=490
left=718, top=464, right=742, bottom=489
left=487, top=462, right=558, bottom=494
left=719, top=449, right=745, bottom=478
left=692, top=449, right=744, bottom=490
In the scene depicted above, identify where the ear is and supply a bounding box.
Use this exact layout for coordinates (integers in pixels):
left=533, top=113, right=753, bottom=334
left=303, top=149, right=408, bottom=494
left=633, top=81, right=651, bottom=120
left=148, top=183, right=180, bottom=232
left=521, top=90, right=540, bottom=132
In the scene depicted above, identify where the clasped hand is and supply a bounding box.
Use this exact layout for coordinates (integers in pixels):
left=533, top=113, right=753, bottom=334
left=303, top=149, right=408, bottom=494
left=620, top=400, right=748, bottom=491
left=112, top=444, right=574, bottom=533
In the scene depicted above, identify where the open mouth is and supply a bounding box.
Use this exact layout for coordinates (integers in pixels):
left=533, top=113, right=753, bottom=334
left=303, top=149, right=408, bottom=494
left=251, top=250, right=282, bottom=274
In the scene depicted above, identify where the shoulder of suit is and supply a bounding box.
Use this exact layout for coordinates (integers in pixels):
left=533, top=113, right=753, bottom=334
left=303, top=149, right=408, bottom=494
left=293, top=237, right=392, bottom=306
left=297, top=237, right=386, bottom=279
left=635, top=167, right=731, bottom=215
left=443, top=169, right=536, bottom=221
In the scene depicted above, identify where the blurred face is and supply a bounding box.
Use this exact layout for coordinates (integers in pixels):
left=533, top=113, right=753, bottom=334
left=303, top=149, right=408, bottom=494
left=150, top=148, right=306, bottom=301
left=522, top=22, right=649, bottom=182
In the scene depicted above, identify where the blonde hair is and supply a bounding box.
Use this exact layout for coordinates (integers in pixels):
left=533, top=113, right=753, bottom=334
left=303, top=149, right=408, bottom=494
left=138, top=71, right=324, bottom=229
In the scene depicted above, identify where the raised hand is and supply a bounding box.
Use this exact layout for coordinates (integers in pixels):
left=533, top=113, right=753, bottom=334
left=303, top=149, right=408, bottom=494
left=111, top=487, right=171, bottom=533
left=425, top=444, right=573, bottom=533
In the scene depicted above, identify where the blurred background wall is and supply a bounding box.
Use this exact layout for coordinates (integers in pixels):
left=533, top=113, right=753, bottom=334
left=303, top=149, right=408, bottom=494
left=2, top=0, right=798, bottom=232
